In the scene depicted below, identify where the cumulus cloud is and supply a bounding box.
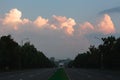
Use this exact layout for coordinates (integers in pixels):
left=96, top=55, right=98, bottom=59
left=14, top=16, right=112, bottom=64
left=0, top=8, right=115, bottom=36
left=52, top=15, right=76, bottom=35
left=0, top=9, right=76, bottom=35
left=3, top=9, right=22, bottom=24
left=2, top=8, right=22, bottom=30
left=22, top=18, right=31, bottom=24
left=2, top=8, right=30, bottom=30
left=33, top=15, right=76, bottom=35
left=77, top=14, right=115, bottom=35
left=34, top=16, right=48, bottom=28
left=97, top=14, right=115, bottom=34
left=79, top=22, right=94, bottom=34
left=53, top=15, right=67, bottom=23
left=61, top=18, right=76, bottom=35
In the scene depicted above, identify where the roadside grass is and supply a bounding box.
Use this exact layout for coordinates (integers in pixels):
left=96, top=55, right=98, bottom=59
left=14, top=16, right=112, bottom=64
left=48, top=68, right=69, bottom=80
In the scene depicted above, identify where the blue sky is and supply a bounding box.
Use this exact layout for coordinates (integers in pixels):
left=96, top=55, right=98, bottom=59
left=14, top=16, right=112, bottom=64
left=0, top=0, right=120, bottom=59
left=1, top=0, right=120, bottom=21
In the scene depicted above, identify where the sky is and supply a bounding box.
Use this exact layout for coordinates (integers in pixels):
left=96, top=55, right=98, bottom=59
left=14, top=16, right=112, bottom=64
left=0, top=0, right=120, bottom=59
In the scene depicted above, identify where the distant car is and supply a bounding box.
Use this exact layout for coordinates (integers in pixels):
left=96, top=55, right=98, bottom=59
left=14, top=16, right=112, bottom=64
left=59, top=62, right=64, bottom=67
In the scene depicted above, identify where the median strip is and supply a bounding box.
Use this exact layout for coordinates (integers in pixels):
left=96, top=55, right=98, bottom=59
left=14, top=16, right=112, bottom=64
left=48, top=68, right=69, bottom=80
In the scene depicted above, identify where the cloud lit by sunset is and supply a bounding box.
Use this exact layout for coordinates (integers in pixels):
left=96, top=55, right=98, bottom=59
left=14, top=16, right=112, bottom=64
left=0, top=9, right=116, bottom=36
left=34, top=16, right=48, bottom=28
left=2, top=9, right=30, bottom=30
left=98, top=14, right=115, bottom=34
left=2, top=9, right=22, bottom=30
left=79, top=22, right=94, bottom=35
left=51, top=15, right=76, bottom=35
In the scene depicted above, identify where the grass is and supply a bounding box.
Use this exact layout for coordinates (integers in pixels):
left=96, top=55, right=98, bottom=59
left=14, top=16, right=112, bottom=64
left=48, top=68, right=69, bottom=80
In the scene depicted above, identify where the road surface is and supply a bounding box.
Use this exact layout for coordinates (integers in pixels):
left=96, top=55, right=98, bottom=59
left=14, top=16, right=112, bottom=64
left=66, top=68, right=120, bottom=80
left=66, top=69, right=120, bottom=80
left=0, top=68, right=120, bottom=80
left=0, top=68, right=56, bottom=80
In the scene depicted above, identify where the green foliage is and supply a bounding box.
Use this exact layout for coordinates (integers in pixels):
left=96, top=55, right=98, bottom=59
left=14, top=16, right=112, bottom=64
left=0, top=35, right=55, bottom=71
left=48, top=68, right=69, bottom=80
left=73, top=36, right=120, bottom=69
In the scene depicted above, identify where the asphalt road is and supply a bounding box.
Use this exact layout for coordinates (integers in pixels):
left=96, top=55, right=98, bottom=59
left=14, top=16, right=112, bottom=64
left=0, top=68, right=56, bottom=80
left=66, top=68, right=120, bottom=80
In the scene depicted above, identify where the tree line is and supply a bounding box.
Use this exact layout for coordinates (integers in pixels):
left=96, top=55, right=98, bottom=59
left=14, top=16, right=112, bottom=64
left=69, top=36, right=120, bottom=69
left=0, top=35, right=55, bottom=71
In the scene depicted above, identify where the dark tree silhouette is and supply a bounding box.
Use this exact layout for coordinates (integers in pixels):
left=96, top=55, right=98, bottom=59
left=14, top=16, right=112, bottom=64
left=71, top=36, right=120, bottom=69
left=0, top=35, right=20, bottom=71
left=0, top=35, right=55, bottom=71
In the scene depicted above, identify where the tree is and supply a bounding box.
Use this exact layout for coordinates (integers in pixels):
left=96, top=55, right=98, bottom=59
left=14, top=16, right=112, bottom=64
left=0, top=35, right=20, bottom=71
left=0, top=35, right=55, bottom=71
left=72, top=36, right=120, bottom=69
left=20, top=42, right=55, bottom=68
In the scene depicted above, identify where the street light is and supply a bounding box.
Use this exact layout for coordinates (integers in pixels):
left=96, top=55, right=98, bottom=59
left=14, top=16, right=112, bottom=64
left=19, top=38, right=29, bottom=70
left=94, top=36, right=104, bottom=70
left=101, top=53, right=104, bottom=69
left=21, top=38, right=29, bottom=46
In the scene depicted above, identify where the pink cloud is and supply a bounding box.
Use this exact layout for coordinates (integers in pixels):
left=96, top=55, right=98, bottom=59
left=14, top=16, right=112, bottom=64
left=1, top=9, right=76, bottom=36
left=97, top=14, right=115, bottom=34
left=2, top=8, right=30, bottom=30
left=61, top=18, right=76, bottom=35
left=79, top=22, right=94, bottom=34
left=53, top=15, right=67, bottom=23
left=0, top=8, right=116, bottom=36
left=34, top=16, right=48, bottom=28
left=2, top=9, right=22, bottom=30
left=78, top=14, right=115, bottom=35
left=22, top=18, right=31, bottom=24
left=50, top=24, right=57, bottom=30
left=3, top=9, right=22, bottom=24
left=52, top=15, right=76, bottom=35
